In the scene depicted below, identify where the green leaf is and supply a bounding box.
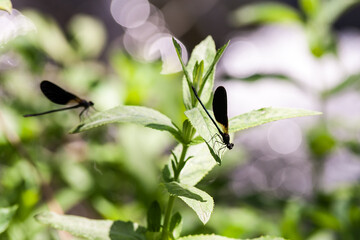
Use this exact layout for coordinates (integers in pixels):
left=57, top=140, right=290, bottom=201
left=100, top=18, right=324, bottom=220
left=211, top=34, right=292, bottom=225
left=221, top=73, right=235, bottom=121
left=311, top=214, right=341, bottom=236
left=0, top=205, right=17, bottom=234
left=147, top=201, right=161, bottom=232
left=205, top=141, right=222, bottom=165
left=162, top=164, right=173, bottom=183
left=307, top=125, right=336, bottom=159
left=185, top=107, right=224, bottom=163
left=179, top=236, right=285, bottom=240
left=305, top=0, right=359, bottom=57
left=231, top=2, right=302, bottom=26
left=182, top=119, right=196, bottom=144
left=305, top=23, right=334, bottom=57
left=164, top=143, right=218, bottom=186
left=252, top=238, right=286, bottom=240
left=165, top=182, right=214, bottom=224
left=169, top=212, right=182, bottom=239
left=0, top=0, right=12, bottom=13
left=173, top=38, right=192, bottom=100
left=229, top=107, right=322, bottom=133
left=281, top=200, right=304, bottom=239
left=300, top=0, right=320, bottom=17
left=322, top=73, right=360, bottom=98
left=225, top=73, right=293, bottom=83
left=198, top=42, right=229, bottom=97
left=186, top=107, right=320, bottom=164
left=179, top=235, right=237, bottom=240
left=183, top=36, right=217, bottom=109
left=165, top=182, right=205, bottom=201
left=312, top=0, right=359, bottom=27
left=70, top=105, right=181, bottom=140
left=35, top=211, right=146, bottom=240
left=192, top=61, right=203, bottom=89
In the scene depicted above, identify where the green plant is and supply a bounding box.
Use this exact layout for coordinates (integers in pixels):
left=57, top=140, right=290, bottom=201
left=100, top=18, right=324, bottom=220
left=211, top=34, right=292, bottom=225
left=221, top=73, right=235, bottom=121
left=0, top=0, right=12, bottom=13
left=31, top=36, right=320, bottom=240
left=228, top=2, right=360, bottom=239
left=231, top=0, right=360, bottom=57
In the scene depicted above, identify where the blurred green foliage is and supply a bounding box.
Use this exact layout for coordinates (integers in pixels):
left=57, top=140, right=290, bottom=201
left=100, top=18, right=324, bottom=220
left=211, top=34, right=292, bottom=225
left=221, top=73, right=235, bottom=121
left=307, top=125, right=336, bottom=159
left=0, top=10, right=182, bottom=239
left=230, top=0, right=360, bottom=239
left=0, top=2, right=360, bottom=239
left=232, top=0, right=360, bottom=57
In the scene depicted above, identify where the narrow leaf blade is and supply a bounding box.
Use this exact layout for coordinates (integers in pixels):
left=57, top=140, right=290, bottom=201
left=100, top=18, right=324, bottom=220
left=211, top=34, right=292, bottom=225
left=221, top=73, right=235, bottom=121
left=231, top=2, right=302, bottom=26
left=35, top=212, right=146, bottom=240
left=173, top=38, right=192, bottom=92
left=169, top=212, right=182, bottom=239
left=322, top=73, right=360, bottom=98
left=229, top=107, right=321, bottom=133
left=205, top=141, right=222, bottom=165
left=147, top=201, right=161, bottom=232
left=199, top=41, right=229, bottom=96
left=70, top=105, right=181, bottom=140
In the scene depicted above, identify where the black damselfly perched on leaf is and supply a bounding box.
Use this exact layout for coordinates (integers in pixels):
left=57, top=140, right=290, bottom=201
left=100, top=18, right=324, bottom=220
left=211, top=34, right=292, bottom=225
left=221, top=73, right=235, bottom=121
left=24, top=80, right=94, bottom=119
left=191, top=86, right=234, bottom=150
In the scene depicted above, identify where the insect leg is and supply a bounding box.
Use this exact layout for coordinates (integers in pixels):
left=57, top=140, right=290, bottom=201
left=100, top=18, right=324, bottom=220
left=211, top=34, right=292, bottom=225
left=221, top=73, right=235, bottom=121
left=79, top=107, right=88, bottom=120
left=210, top=133, right=222, bottom=149
left=217, top=145, right=227, bottom=157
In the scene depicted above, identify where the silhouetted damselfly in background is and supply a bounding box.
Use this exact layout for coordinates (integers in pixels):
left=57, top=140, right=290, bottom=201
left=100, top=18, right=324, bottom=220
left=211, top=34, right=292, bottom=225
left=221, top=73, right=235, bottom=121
left=191, top=86, right=234, bottom=150
left=24, top=80, right=94, bottom=119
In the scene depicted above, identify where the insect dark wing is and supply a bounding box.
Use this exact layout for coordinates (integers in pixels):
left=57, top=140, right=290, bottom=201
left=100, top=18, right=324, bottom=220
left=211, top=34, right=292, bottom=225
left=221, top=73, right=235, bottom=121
left=40, top=81, right=80, bottom=105
left=212, top=86, right=229, bottom=133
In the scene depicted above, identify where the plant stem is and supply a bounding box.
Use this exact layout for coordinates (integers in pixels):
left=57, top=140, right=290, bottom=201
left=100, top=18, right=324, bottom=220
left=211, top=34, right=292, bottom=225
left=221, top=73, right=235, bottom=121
left=161, top=144, right=188, bottom=240
left=174, top=144, right=188, bottom=180
left=161, top=195, right=175, bottom=240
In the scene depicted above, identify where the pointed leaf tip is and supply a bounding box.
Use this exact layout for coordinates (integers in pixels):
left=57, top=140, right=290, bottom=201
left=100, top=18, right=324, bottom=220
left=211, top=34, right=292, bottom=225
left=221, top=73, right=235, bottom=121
left=229, top=107, right=321, bottom=133
left=165, top=182, right=214, bottom=224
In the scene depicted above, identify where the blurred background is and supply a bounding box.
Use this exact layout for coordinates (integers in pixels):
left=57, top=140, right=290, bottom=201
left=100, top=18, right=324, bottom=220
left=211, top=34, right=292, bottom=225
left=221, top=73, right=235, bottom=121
left=1, top=0, right=360, bottom=239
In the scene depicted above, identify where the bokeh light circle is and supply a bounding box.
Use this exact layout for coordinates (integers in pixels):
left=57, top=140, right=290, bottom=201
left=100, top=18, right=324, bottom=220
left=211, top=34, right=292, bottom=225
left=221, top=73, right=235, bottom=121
left=267, top=120, right=302, bottom=154
left=111, top=0, right=150, bottom=28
